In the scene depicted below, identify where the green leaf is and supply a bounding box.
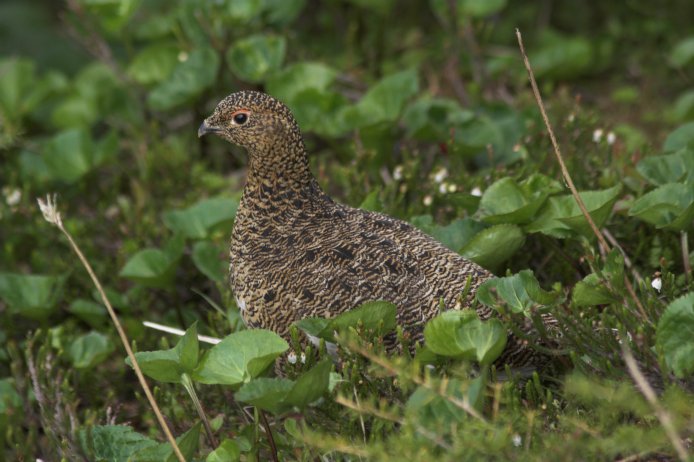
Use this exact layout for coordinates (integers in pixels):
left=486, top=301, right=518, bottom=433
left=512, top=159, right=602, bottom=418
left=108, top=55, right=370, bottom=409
left=423, top=310, right=477, bottom=357
left=459, top=224, right=525, bottom=271
left=235, top=359, right=332, bottom=413
left=0, top=272, right=65, bottom=321
left=234, top=378, right=295, bottom=414
left=628, top=182, right=694, bottom=231
left=69, top=331, right=115, bottom=369
left=68, top=298, right=107, bottom=327
left=526, top=185, right=622, bottom=239
left=125, top=323, right=199, bottom=383
left=343, top=69, right=419, bottom=128
left=163, top=197, right=238, bottom=240
left=656, top=292, right=694, bottom=378
left=192, top=241, right=225, bottom=282
left=127, top=42, right=179, bottom=85
left=530, top=32, right=593, bottom=80
left=222, top=0, right=264, bottom=22
left=262, top=0, right=307, bottom=25
left=478, top=174, right=562, bottom=224
left=572, top=274, right=620, bottom=307
left=226, top=34, right=286, bottom=83
left=207, top=439, right=241, bottom=462
left=84, top=425, right=158, bottom=462
left=477, top=270, right=559, bottom=314
left=194, top=330, right=288, bottom=386
left=423, top=311, right=507, bottom=365
left=403, top=97, right=474, bottom=141
left=42, top=129, right=94, bottom=183
left=119, top=247, right=180, bottom=288
left=265, top=62, right=337, bottom=102
left=431, top=218, right=486, bottom=252
left=148, top=47, right=219, bottom=111
left=663, top=121, right=694, bottom=152
left=636, top=148, right=694, bottom=186
left=294, top=300, right=397, bottom=342
left=284, top=358, right=332, bottom=407
left=669, top=36, right=694, bottom=68
left=130, top=422, right=201, bottom=462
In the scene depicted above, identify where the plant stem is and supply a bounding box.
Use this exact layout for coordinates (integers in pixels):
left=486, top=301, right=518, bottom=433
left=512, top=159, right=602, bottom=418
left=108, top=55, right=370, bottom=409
left=259, top=409, right=279, bottom=462
left=682, top=231, right=691, bottom=282
left=181, top=373, right=218, bottom=448
left=515, top=29, right=649, bottom=322
left=37, top=195, right=185, bottom=462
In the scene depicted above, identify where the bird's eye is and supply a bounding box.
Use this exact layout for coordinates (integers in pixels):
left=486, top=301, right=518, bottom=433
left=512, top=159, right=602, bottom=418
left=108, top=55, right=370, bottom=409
left=232, top=111, right=249, bottom=125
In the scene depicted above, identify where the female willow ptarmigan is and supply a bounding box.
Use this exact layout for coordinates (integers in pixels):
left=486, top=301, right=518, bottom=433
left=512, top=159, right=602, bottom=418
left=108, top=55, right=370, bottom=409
left=199, top=90, right=548, bottom=367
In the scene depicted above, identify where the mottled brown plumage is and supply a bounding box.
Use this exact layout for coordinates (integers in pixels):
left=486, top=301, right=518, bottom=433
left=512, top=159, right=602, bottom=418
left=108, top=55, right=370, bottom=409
left=199, top=90, right=549, bottom=367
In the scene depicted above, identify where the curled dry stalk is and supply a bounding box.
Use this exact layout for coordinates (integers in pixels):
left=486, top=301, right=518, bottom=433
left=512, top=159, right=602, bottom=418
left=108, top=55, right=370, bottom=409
left=514, top=29, right=649, bottom=322
left=36, top=195, right=186, bottom=462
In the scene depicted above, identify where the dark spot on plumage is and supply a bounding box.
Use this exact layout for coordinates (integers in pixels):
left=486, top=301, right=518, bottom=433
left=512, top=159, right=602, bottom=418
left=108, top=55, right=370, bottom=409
left=293, top=199, right=303, bottom=208
left=264, top=290, right=276, bottom=302
left=302, top=288, right=314, bottom=300
left=303, top=249, right=316, bottom=262
left=333, top=245, right=354, bottom=260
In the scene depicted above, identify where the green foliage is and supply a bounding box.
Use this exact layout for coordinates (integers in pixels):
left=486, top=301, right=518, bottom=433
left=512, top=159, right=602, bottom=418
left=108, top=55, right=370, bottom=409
left=423, top=310, right=507, bottom=364
left=193, top=329, right=288, bottom=386
left=295, top=300, right=397, bottom=342
left=656, top=292, right=694, bottom=378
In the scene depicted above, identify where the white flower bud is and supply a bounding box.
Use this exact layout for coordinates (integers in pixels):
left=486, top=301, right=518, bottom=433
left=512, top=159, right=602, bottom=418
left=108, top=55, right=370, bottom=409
left=651, top=277, right=662, bottom=292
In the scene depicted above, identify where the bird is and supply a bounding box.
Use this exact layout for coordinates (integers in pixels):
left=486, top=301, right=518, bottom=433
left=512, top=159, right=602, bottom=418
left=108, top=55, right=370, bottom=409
left=198, top=90, right=551, bottom=368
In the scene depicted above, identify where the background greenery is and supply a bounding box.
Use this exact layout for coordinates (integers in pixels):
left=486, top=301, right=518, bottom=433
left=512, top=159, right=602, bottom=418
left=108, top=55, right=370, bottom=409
left=1, top=0, right=693, bottom=460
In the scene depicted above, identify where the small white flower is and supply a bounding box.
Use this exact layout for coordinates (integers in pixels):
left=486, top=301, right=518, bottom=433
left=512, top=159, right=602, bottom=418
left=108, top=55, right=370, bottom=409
left=300, top=352, right=306, bottom=364
left=4, top=188, right=21, bottom=206
left=512, top=434, right=522, bottom=447
left=432, top=168, right=448, bottom=184
left=651, top=277, right=662, bottom=292
left=287, top=352, right=297, bottom=364
left=438, top=182, right=448, bottom=194
left=177, top=51, right=189, bottom=62
left=470, top=187, right=482, bottom=197
left=393, top=165, right=404, bottom=181
left=567, top=113, right=575, bottom=123
left=606, top=131, right=616, bottom=145
left=592, top=129, right=604, bottom=143
left=423, top=195, right=433, bottom=206
left=447, top=183, right=457, bottom=193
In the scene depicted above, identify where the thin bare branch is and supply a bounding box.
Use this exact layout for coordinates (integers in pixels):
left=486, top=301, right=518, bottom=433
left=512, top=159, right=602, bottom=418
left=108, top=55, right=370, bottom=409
left=36, top=195, right=185, bottom=462
left=515, top=29, right=649, bottom=322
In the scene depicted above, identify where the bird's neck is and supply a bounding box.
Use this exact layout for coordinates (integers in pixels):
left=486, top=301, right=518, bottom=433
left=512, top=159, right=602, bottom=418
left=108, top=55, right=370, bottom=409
left=242, top=140, right=325, bottom=208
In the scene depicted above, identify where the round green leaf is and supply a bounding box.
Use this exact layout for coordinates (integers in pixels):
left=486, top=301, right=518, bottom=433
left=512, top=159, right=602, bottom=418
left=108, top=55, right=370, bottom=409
left=192, top=241, right=225, bottom=282
left=148, top=47, right=219, bottom=111
left=459, top=224, right=525, bottom=270
left=656, top=292, right=694, bottom=378
left=69, top=332, right=115, bottom=369
left=226, top=34, right=286, bottom=83
left=194, top=329, right=288, bottom=386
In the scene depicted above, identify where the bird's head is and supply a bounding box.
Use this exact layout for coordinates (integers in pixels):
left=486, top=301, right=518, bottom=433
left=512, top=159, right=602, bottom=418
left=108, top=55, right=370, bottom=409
left=198, top=91, right=301, bottom=155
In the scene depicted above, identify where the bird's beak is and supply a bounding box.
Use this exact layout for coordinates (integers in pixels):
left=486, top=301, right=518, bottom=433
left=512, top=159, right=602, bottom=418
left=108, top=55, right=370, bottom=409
left=197, top=120, right=220, bottom=138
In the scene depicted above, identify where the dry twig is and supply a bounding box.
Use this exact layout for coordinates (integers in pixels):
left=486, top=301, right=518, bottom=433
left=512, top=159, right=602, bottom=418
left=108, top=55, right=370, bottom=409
left=515, top=29, right=649, bottom=322
left=37, top=195, right=186, bottom=462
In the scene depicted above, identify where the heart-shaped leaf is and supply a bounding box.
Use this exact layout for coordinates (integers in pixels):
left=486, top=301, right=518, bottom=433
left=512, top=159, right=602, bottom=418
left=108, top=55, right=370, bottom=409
left=194, top=329, right=288, bottom=386
left=656, top=292, right=694, bottom=378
